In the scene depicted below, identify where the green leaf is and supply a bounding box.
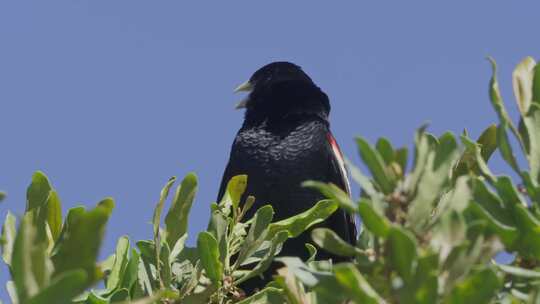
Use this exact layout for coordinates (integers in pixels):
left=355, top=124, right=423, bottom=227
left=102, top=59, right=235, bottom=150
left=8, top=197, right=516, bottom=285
left=472, top=178, right=513, bottom=226
left=477, top=124, right=498, bottom=162
left=533, top=60, right=540, bottom=105
left=106, top=236, right=130, bottom=291
left=12, top=215, right=41, bottom=302
left=27, top=270, right=87, bottom=304
left=0, top=191, right=5, bottom=202
left=356, top=137, right=395, bottom=194
left=267, top=200, right=338, bottom=239
left=236, top=231, right=288, bottom=285
left=497, top=264, right=540, bottom=278
left=460, top=135, right=496, bottom=182
left=445, top=268, right=500, bottom=304
left=305, top=243, right=317, bottom=262
left=408, top=126, right=431, bottom=192
left=334, top=263, right=384, bottom=304
left=434, top=132, right=458, bottom=170
left=274, top=264, right=308, bottom=304
left=236, top=287, right=285, bottom=304
left=358, top=199, right=390, bottom=237
left=275, top=257, right=323, bottom=287
left=165, top=173, right=197, bottom=249
left=26, top=171, right=52, bottom=212
left=121, top=248, right=140, bottom=290
left=409, top=132, right=459, bottom=232
left=51, top=198, right=115, bottom=286
left=169, top=234, right=187, bottom=264
left=236, top=205, right=274, bottom=267
left=6, top=281, right=18, bottom=304
left=465, top=203, right=517, bottom=247
left=487, top=57, right=523, bottom=150
left=85, top=291, right=108, bottom=304
left=497, top=123, right=521, bottom=175
left=51, top=206, right=84, bottom=256
left=45, top=191, right=62, bottom=242
left=159, top=242, right=172, bottom=288
left=110, top=288, right=130, bottom=302
left=218, top=174, right=247, bottom=214
left=495, top=176, right=527, bottom=208
left=345, top=158, right=383, bottom=202
left=1, top=212, right=16, bottom=266
left=311, top=228, right=362, bottom=257
left=510, top=203, right=540, bottom=259
left=376, top=137, right=395, bottom=165
left=207, top=209, right=229, bottom=265
left=152, top=176, right=176, bottom=250
left=395, top=147, right=409, bottom=175
left=302, top=181, right=357, bottom=213
left=409, top=254, right=439, bottom=304
left=455, top=125, right=498, bottom=178
left=513, top=57, right=536, bottom=115
left=386, top=227, right=417, bottom=283
left=523, top=104, right=540, bottom=183
left=196, top=231, right=222, bottom=284
left=135, top=242, right=157, bottom=296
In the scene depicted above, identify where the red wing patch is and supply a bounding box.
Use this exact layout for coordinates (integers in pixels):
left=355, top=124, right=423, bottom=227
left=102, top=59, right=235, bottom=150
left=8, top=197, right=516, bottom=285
left=327, top=132, right=351, bottom=196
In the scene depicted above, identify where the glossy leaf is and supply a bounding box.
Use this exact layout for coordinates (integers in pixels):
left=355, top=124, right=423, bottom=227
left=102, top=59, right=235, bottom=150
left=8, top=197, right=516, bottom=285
left=302, top=180, right=357, bottom=213
left=236, top=205, right=274, bottom=267
left=45, top=191, right=62, bottom=242
left=51, top=198, right=115, bottom=286
left=311, top=228, right=362, bottom=257
left=237, top=231, right=288, bottom=284
left=487, top=57, right=523, bottom=148
left=376, top=137, right=395, bottom=165
left=498, top=264, right=540, bottom=278
left=12, top=215, right=40, bottom=302
left=218, top=174, right=247, bottom=214
left=197, top=231, right=222, bottom=284
left=408, top=132, right=459, bottom=231
left=267, top=200, right=338, bottom=239
left=513, top=57, right=536, bottom=115
left=1, top=212, right=16, bottom=266
left=523, top=104, right=540, bottom=183
left=386, top=227, right=417, bottom=283
left=106, top=236, right=130, bottom=291
left=445, top=268, right=500, bottom=304
left=27, top=270, right=87, bottom=304
left=497, top=123, right=521, bottom=175
left=165, top=173, right=197, bottom=249
left=152, top=177, right=176, bottom=249
left=236, top=287, right=285, bottom=304
left=356, top=136, right=395, bottom=194
left=26, top=171, right=52, bottom=212
left=334, top=263, right=384, bottom=304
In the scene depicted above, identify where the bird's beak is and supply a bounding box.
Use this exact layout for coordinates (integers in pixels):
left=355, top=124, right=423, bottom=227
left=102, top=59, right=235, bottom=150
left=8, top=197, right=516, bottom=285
left=234, top=80, right=253, bottom=93
left=235, top=98, right=249, bottom=109
left=234, top=80, right=253, bottom=109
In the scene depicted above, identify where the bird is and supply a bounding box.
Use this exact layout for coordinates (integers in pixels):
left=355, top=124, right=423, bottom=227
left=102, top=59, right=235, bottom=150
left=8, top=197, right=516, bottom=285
left=217, top=61, right=357, bottom=293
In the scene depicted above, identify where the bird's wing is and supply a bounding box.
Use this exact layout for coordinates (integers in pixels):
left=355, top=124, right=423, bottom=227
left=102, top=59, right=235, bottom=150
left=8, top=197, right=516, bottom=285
left=326, top=132, right=358, bottom=244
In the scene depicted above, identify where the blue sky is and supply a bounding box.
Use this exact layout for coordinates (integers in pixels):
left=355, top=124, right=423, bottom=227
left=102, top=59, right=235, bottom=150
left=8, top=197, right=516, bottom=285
left=1, top=1, right=539, bottom=300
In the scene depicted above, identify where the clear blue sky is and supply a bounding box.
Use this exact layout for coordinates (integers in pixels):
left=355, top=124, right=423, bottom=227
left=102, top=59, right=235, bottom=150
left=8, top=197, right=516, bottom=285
left=1, top=1, right=539, bottom=300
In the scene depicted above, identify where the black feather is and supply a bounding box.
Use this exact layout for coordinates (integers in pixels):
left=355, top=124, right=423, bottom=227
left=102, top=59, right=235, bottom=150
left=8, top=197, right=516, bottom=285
left=218, top=62, right=356, bottom=293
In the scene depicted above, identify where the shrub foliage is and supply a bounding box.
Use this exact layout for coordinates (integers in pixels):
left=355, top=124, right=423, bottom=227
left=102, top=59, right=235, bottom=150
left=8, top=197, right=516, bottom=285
left=3, top=57, right=540, bottom=303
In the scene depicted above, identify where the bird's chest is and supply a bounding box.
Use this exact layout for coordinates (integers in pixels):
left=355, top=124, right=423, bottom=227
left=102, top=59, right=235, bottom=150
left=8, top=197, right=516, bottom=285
left=233, top=123, right=328, bottom=182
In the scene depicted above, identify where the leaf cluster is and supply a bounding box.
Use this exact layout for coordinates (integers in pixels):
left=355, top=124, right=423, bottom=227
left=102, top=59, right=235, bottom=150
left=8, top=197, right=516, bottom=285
left=4, top=57, right=540, bottom=303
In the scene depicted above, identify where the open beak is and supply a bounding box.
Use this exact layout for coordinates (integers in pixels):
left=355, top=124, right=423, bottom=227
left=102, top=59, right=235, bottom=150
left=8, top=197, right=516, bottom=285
left=234, top=80, right=253, bottom=93
left=234, top=80, right=253, bottom=109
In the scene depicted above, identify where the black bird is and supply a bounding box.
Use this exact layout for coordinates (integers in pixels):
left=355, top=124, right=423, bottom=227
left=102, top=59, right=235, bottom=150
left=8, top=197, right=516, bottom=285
left=218, top=62, right=357, bottom=292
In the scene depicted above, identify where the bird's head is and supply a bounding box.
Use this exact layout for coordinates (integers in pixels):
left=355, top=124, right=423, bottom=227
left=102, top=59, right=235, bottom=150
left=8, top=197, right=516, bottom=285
left=234, top=62, right=330, bottom=122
